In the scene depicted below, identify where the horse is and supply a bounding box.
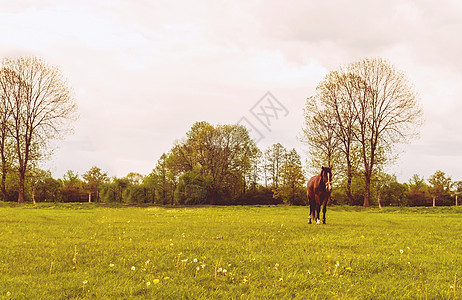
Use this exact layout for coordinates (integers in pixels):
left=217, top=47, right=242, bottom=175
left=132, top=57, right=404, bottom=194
left=307, top=166, right=332, bottom=224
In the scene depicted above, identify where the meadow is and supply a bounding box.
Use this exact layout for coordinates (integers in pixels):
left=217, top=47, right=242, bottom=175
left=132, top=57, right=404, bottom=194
left=0, top=203, right=461, bottom=299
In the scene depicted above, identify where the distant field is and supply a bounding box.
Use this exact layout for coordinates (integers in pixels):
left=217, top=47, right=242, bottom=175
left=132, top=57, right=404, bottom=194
left=0, top=203, right=461, bottom=299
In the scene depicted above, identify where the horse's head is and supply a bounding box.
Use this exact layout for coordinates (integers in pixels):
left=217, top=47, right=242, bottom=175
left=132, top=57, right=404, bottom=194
left=321, top=166, right=333, bottom=193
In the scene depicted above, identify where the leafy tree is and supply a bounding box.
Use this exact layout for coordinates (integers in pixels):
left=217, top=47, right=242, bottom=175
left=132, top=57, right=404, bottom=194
left=82, top=166, right=109, bottom=202
left=264, top=143, right=287, bottom=189
left=273, top=149, right=306, bottom=205
left=141, top=173, right=157, bottom=204
left=29, top=168, right=61, bottom=203
left=150, top=152, right=177, bottom=205
left=375, top=173, right=408, bottom=207
left=60, top=170, right=83, bottom=202
left=428, top=170, right=452, bottom=206
left=406, top=174, right=431, bottom=206
left=453, top=181, right=462, bottom=206
left=170, top=122, right=258, bottom=205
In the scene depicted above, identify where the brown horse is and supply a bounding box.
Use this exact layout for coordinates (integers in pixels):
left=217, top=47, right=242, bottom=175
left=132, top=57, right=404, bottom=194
left=307, top=166, right=332, bottom=224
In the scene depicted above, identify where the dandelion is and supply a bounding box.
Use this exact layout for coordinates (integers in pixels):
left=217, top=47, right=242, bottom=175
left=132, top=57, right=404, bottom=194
left=223, top=269, right=227, bottom=274
left=153, top=279, right=160, bottom=284
left=164, top=276, right=170, bottom=280
left=196, top=266, right=200, bottom=271
left=400, top=249, right=404, bottom=254
left=170, top=243, right=174, bottom=247
left=335, top=261, right=340, bottom=268
left=193, top=258, right=198, bottom=263
left=6, top=291, right=11, bottom=297
left=109, top=263, right=115, bottom=268
left=146, top=282, right=151, bottom=287
left=131, top=266, right=136, bottom=271
left=82, top=280, right=88, bottom=285
left=279, top=277, right=283, bottom=282
left=201, top=264, right=206, bottom=269
left=274, top=263, right=279, bottom=270
left=181, top=259, right=188, bottom=263
left=218, top=267, right=223, bottom=273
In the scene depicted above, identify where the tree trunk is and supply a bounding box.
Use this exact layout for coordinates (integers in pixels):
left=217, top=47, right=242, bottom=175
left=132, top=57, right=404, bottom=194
left=432, top=196, right=436, bottom=207
left=363, top=171, right=371, bottom=207
left=88, top=192, right=92, bottom=203
left=1, top=171, right=7, bottom=201
left=1, top=149, right=8, bottom=201
left=32, top=186, right=37, bottom=205
left=18, top=171, right=25, bottom=203
left=346, top=161, right=354, bottom=205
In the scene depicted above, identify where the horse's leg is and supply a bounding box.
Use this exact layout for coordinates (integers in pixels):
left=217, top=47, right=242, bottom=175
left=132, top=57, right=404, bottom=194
left=316, top=204, right=321, bottom=224
left=322, top=201, right=327, bottom=224
left=315, top=199, right=321, bottom=224
left=308, top=197, right=313, bottom=224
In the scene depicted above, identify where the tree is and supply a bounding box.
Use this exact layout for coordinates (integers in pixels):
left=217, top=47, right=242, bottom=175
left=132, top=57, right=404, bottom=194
left=0, top=57, right=77, bottom=203
left=150, top=152, right=177, bottom=205
left=170, top=121, right=259, bottom=205
left=61, top=170, right=83, bottom=202
left=347, top=58, right=423, bottom=206
left=273, top=149, right=306, bottom=205
left=29, top=168, right=61, bottom=203
left=264, top=143, right=287, bottom=189
left=428, top=170, right=452, bottom=206
left=0, top=67, right=16, bottom=201
left=82, top=166, right=109, bottom=202
left=302, top=72, right=360, bottom=204
left=375, top=173, right=407, bottom=207
left=406, top=174, right=431, bottom=206
left=453, top=181, right=462, bottom=206
left=304, top=58, right=423, bottom=207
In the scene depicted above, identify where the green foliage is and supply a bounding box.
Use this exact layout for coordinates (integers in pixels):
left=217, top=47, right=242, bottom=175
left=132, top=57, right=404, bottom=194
left=273, top=149, right=306, bottom=205
left=82, top=166, right=109, bottom=202
left=162, top=121, right=259, bottom=205
left=1, top=205, right=461, bottom=299
left=428, top=170, right=453, bottom=206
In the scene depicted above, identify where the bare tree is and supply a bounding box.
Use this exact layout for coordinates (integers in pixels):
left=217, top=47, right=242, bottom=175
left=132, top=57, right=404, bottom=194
left=348, top=58, right=423, bottom=207
left=0, top=57, right=77, bottom=203
left=303, top=71, right=365, bottom=204
left=0, top=68, right=14, bottom=200
left=304, top=58, right=423, bottom=207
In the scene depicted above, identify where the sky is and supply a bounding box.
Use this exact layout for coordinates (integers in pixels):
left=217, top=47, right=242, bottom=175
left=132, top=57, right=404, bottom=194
left=1, top=0, right=462, bottom=183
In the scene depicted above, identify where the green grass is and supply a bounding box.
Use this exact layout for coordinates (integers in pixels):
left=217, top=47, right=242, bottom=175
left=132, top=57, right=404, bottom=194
left=0, top=203, right=461, bottom=299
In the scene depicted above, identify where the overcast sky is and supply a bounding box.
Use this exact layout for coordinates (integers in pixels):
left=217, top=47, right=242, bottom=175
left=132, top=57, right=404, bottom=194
left=1, top=0, right=462, bottom=183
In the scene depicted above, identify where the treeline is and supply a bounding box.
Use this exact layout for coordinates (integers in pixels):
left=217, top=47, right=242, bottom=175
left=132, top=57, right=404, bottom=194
left=1, top=121, right=461, bottom=207
left=0, top=122, right=306, bottom=205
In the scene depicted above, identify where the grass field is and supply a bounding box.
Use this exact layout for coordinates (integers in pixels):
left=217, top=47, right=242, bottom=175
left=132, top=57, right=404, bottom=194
left=0, top=203, right=461, bottom=299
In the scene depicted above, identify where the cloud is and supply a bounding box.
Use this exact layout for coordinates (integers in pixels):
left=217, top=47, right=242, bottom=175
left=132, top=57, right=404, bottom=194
left=1, top=0, right=461, bottom=181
